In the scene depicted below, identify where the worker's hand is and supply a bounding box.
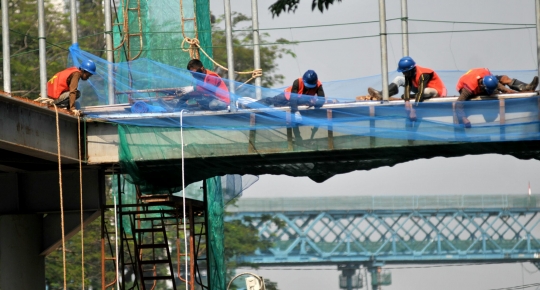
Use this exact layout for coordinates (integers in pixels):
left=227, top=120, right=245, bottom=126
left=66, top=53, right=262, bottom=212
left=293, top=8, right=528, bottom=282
left=71, top=109, right=82, bottom=117
left=408, top=110, right=417, bottom=122
left=294, top=111, right=303, bottom=123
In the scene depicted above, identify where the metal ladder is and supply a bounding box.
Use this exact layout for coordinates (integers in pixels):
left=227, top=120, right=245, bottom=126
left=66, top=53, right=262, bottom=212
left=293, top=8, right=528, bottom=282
left=131, top=212, right=177, bottom=290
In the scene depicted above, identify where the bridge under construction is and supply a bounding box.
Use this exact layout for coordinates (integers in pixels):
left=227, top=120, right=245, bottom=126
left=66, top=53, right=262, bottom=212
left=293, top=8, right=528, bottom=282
left=2, top=0, right=540, bottom=289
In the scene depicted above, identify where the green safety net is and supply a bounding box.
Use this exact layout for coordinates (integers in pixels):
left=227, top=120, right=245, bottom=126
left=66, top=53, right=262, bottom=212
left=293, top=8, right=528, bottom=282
left=207, top=177, right=226, bottom=290
left=112, top=0, right=213, bottom=69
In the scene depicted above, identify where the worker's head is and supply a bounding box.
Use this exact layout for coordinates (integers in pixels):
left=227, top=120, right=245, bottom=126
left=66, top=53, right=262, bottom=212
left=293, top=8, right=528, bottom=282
left=79, top=59, right=96, bottom=80
left=481, top=75, right=498, bottom=95
left=397, top=56, right=416, bottom=76
left=302, top=70, right=318, bottom=88
left=187, top=59, right=206, bottom=80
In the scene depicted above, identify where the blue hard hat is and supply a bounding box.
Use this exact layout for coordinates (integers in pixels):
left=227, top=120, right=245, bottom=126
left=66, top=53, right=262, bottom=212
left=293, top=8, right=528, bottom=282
left=302, top=70, right=318, bottom=88
left=397, top=56, right=416, bottom=73
left=482, top=75, right=498, bottom=95
left=79, top=59, right=96, bottom=75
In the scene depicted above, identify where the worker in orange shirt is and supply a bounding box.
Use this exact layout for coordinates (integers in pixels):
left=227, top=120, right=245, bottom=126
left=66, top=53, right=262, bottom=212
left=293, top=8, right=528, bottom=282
left=177, top=59, right=230, bottom=111
left=37, top=59, right=96, bottom=115
left=255, top=70, right=326, bottom=121
left=366, top=56, right=447, bottom=121
left=455, top=68, right=538, bottom=128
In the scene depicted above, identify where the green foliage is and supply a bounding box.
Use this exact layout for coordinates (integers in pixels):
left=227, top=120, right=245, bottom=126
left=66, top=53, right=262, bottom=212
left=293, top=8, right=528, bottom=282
left=4, top=0, right=70, bottom=98
left=269, top=0, right=342, bottom=17
left=45, top=217, right=108, bottom=289
left=211, top=13, right=296, bottom=88
left=2, top=0, right=105, bottom=100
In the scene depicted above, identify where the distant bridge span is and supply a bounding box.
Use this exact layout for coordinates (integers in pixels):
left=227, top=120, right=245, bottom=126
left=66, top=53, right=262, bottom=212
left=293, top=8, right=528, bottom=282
left=227, top=195, right=540, bottom=266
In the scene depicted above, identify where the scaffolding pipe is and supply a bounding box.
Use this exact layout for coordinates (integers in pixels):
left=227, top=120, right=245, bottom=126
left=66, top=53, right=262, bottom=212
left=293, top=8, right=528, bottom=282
left=38, top=0, right=47, bottom=99
left=251, top=0, right=262, bottom=100
left=104, top=0, right=115, bottom=104
left=70, top=0, right=78, bottom=43
left=536, top=0, right=540, bottom=78
left=378, top=0, right=389, bottom=101
left=401, top=0, right=409, bottom=57
left=223, top=0, right=236, bottom=110
left=2, top=0, right=11, bottom=94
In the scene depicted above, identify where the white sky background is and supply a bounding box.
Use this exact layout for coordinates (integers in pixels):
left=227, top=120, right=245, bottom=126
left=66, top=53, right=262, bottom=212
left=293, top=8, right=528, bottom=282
left=209, top=0, right=540, bottom=289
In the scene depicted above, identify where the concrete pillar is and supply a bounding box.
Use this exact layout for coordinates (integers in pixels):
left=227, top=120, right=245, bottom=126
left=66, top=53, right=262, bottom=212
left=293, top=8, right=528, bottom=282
left=0, top=215, right=45, bottom=289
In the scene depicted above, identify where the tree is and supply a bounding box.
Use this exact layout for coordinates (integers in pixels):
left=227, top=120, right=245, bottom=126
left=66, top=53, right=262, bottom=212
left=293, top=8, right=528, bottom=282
left=2, top=0, right=105, bottom=99
left=4, top=0, right=70, bottom=98
left=211, top=13, right=296, bottom=88
left=269, top=0, right=342, bottom=17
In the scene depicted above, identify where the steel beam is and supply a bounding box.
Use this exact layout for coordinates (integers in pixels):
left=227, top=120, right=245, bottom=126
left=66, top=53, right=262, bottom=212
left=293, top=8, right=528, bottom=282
left=0, top=95, right=80, bottom=163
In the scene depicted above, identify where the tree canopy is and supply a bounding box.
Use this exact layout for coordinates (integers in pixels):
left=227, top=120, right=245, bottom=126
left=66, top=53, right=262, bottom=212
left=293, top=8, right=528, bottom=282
left=211, top=12, right=296, bottom=88
left=269, top=0, right=342, bottom=17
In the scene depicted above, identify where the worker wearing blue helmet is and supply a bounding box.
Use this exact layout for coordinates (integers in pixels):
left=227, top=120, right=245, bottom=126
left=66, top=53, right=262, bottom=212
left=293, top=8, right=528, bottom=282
left=37, top=59, right=96, bottom=115
left=455, top=68, right=538, bottom=128
left=255, top=70, right=326, bottom=119
left=366, top=56, right=447, bottom=120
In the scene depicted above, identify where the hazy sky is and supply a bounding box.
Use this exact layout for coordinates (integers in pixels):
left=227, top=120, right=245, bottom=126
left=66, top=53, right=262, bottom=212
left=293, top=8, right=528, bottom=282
left=210, top=0, right=540, bottom=289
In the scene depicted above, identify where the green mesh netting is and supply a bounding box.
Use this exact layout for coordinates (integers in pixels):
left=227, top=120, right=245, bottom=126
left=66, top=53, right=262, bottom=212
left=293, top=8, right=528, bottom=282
left=207, top=177, right=226, bottom=290
left=113, top=0, right=211, bottom=66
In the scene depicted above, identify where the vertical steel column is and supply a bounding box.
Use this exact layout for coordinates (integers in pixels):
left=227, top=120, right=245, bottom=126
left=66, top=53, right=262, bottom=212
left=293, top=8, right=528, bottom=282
left=2, top=0, right=11, bottom=94
left=251, top=0, right=262, bottom=100
left=37, top=0, right=47, bottom=99
left=223, top=0, right=236, bottom=110
left=70, top=0, right=78, bottom=43
left=401, top=0, right=409, bottom=57
left=104, top=0, right=115, bottom=104
left=536, top=0, right=540, bottom=78
left=378, top=0, right=389, bottom=101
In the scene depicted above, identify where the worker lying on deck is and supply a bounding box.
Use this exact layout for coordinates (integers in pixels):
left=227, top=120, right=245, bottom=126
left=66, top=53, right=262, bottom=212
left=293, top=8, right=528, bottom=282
left=366, top=56, right=447, bottom=121
left=176, top=59, right=230, bottom=111
left=455, top=68, right=538, bottom=128
left=254, top=70, right=326, bottom=121
left=36, top=59, right=96, bottom=116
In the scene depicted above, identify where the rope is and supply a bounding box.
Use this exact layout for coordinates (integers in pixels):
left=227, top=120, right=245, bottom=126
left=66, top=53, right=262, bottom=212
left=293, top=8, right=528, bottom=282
left=181, top=37, right=264, bottom=86
left=53, top=104, right=67, bottom=290
left=180, top=110, right=189, bottom=290
left=78, top=115, right=85, bottom=289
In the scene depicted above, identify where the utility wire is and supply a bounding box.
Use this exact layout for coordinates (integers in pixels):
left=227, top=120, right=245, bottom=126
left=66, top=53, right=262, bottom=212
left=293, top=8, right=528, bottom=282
left=0, top=18, right=536, bottom=59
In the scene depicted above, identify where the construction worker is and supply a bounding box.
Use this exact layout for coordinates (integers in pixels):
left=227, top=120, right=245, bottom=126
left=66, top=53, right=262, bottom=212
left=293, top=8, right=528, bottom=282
left=367, top=56, right=447, bottom=120
left=455, top=68, right=538, bottom=128
left=37, top=59, right=96, bottom=115
left=255, top=70, right=325, bottom=120
left=176, top=59, right=230, bottom=111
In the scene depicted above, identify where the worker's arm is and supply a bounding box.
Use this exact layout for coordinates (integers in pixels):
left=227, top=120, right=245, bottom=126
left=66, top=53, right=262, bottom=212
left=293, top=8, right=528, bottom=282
left=455, top=88, right=474, bottom=120
left=316, top=86, right=325, bottom=97
left=414, top=73, right=433, bottom=103
left=68, top=72, right=82, bottom=110
left=290, top=79, right=300, bottom=113
left=403, top=77, right=412, bottom=101
left=402, top=76, right=416, bottom=120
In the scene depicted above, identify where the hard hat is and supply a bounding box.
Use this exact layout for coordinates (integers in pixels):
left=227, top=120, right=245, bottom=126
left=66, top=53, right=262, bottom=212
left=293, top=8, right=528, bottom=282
left=302, top=70, right=318, bottom=88
left=79, top=59, right=96, bottom=75
left=397, top=56, right=416, bottom=73
left=482, top=75, right=498, bottom=95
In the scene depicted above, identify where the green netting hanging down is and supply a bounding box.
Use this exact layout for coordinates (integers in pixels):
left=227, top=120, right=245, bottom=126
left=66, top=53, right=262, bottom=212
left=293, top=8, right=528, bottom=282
left=113, top=0, right=206, bottom=65
left=207, top=177, right=226, bottom=290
